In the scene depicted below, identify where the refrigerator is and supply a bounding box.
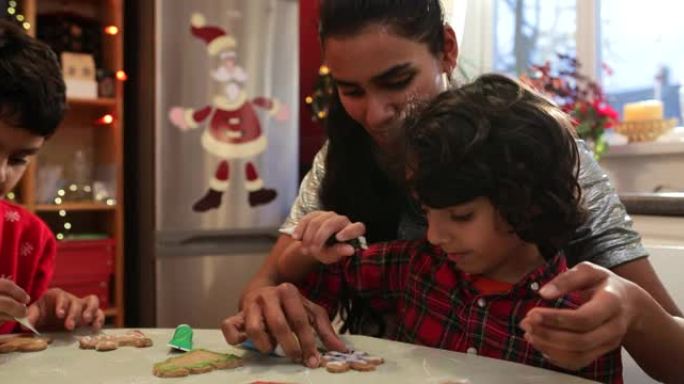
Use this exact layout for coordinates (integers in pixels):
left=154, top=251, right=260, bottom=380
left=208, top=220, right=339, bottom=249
left=151, top=0, right=299, bottom=327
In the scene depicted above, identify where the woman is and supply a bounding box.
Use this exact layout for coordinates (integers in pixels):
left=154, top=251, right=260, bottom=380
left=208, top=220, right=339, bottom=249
left=222, top=1, right=683, bottom=381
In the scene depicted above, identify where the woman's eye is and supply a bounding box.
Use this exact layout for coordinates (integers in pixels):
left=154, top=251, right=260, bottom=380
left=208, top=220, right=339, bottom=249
left=384, top=75, right=414, bottom=90
left=339, top=87, right=364, bottom=98
left=449, top=213, right=473, bottom=222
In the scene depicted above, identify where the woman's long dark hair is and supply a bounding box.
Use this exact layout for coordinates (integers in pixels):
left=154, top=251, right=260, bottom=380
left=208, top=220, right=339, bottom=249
left=317, top=0, right=447, bottom=336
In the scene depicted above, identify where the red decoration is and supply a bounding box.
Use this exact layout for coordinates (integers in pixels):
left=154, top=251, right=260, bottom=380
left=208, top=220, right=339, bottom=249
left=521, top=53, right=617, bottom=158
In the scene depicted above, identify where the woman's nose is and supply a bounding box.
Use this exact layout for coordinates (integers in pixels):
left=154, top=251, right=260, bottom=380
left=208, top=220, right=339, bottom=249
left=364, top=95, right=396, bottom=131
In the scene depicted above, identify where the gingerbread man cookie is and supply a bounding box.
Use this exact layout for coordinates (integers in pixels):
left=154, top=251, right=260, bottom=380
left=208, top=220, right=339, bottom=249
left=78, top=330, right=153, bottom=352
left=320, top=350, right=384, bottom=373
left=153, top=349, right=242, bottom=378
left=0, top=335, right=51, bottom=353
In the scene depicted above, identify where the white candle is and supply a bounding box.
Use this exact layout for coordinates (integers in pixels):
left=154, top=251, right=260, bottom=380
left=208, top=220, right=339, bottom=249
left=623, top=100, right=663, bottom=122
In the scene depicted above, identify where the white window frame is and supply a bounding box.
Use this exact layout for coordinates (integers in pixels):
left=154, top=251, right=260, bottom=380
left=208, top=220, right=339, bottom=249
left=461, top=0, right=600, bottom=82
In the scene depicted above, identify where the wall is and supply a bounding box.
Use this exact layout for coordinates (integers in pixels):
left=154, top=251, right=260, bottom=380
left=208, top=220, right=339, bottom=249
left=299, top=0, right=324, bottom=173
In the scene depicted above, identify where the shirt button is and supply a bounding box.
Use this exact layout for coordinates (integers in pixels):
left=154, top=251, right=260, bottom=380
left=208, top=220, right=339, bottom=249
left=466, top=347, right=478, bottom=355
left=530, top=282, right=540, bottom=291
left=476, top=297, right=486, bottom=308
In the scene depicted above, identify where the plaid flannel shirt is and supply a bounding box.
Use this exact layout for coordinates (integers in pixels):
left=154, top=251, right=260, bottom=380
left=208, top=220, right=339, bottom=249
left=298, top=240, right=622, bottom=383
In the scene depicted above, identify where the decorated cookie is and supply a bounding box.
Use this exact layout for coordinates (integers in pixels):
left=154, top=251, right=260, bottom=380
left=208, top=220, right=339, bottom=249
left=153, top=348, right=242, bottom=378
left=78, top=330, right=153, bottom=352
left=0, top=334, right=51, bottom=353
left=320, top=350, right=384, bottom=373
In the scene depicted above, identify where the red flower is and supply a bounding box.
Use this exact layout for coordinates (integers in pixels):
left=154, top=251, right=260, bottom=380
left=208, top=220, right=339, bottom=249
left=521, top=54, right=614, bottom=158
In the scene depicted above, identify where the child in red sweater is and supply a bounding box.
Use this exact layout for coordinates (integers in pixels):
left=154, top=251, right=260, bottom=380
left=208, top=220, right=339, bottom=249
left=0, top=20, right=103, bottom=334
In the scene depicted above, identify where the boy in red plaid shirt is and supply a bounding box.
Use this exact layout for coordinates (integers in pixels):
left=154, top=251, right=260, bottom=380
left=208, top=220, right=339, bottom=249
left=278, top=74, right=622, bottom=382
left=0, top=20, right=104, bottom=334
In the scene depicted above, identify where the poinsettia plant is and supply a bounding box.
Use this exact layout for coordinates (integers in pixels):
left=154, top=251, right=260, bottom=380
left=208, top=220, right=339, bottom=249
left=521, top=53, right=618, bottom=159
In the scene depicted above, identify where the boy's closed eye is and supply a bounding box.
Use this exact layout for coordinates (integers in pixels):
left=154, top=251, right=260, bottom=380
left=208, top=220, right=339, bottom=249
left=8, top=156, right=29, bottom=166
left=6, top=148, right=40, bottom=166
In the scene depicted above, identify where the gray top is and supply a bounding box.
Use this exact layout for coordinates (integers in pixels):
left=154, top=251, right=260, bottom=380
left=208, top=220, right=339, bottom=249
left=282, top=140, right=647, bottom=268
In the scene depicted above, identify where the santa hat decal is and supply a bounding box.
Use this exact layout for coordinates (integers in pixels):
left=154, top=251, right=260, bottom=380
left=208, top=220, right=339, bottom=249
left=190, top=13, right=237, bottom=56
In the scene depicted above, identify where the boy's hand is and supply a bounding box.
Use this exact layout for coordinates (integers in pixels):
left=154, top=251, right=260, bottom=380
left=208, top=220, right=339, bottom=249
left=292, top=211, right=366, bottom=264
left=27, top=288, right=105, bottom=331
left=0, top=278, right=30, bottom=321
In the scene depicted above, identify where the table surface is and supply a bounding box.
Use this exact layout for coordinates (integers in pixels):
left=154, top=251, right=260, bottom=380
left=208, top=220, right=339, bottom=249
left=0, top=328, right=596, bottom=383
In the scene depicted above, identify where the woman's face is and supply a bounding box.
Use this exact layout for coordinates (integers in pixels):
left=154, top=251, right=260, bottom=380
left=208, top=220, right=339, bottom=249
left=323, top=25, right=455, bottom=147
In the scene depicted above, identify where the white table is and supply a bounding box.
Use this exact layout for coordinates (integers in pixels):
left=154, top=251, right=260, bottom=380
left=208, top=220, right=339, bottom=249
left=0, top=328, right=597, bottom=383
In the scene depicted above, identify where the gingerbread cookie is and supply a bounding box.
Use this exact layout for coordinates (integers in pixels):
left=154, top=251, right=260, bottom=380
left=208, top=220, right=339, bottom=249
left=320, top=350, right=384, bottom=373
left=78, top=330, right=153, bottom=352
left=153, top=349, right=242, bottom=378
left=0, top=334, right=51, bottom=353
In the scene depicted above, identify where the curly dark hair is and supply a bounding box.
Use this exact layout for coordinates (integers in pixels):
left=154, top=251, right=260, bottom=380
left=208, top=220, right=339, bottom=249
left=0, top=20, right=66, bottom=137
left=401, top=73, right=586, bottom=259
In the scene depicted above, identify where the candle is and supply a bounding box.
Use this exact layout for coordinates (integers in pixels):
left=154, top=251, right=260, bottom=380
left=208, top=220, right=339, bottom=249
left=623, top=100, right=663, bottom=122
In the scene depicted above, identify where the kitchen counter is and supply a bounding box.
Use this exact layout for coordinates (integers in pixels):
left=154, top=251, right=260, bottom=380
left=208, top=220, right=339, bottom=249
left=620, top=192, right=684, bottom=216
left=0, top=329, right=596, bottom=383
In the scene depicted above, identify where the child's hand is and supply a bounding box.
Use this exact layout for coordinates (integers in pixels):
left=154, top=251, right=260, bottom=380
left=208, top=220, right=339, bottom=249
left=519, top=262, right=635, bottom=371
left=291, top=211, right=366, bottom=264
left=0, top=278, right=30, bottom=322
left=27, top=288, right=105, bottom=332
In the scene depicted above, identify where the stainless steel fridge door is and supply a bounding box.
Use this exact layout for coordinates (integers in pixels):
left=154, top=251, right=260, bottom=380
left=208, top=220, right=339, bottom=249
left=155, top=234, right=275, bottom=327
left=155, top=0, right=299, bottom=237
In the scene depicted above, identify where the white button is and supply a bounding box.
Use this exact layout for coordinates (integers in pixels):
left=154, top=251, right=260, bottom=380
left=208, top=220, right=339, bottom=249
left=466, top=347, right=477, bottom=355
left=530, top=282, right=540, bottom=291
left=477, top=298, right=486, bottom=308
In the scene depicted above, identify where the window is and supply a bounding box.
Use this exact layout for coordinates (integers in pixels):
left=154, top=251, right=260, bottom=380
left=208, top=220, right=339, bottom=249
left=460, top=0, right=684, bottom=195
left=463, top=0, right=683, bottom=121
left=600, top=0, right=684, bottom=120
left=493, top=0, right=576, bottom=76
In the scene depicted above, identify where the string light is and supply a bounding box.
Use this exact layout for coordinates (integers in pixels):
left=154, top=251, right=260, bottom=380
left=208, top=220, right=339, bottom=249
left=306, top=65, right=335, bottom=122
left=4, top=2, right=30, bottom=31
left=96, top=114, right=114, bottom=125
left=104, top=25, right=119, bottom=35
left=115, top=70, right=128, bottom=81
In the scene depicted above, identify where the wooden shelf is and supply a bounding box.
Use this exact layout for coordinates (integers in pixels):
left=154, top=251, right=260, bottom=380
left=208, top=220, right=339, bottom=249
left=35, top=202, right=116, bottom=212
left=67, top=97, right=117, bottom=108
left=20, top=0, right=126, bottom=328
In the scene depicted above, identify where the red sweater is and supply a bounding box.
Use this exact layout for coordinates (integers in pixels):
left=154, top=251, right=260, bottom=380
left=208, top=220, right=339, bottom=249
left=0, top=200, right=56, bottom=334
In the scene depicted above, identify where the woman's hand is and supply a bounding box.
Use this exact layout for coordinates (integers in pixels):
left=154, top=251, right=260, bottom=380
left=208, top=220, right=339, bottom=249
left=221, top=282, right=347, bottom=368
left=291, top=211, right=365, bottom=264
left=27, top=288, right=105, bottom=331
left=520, top=262, right=636, bottom=370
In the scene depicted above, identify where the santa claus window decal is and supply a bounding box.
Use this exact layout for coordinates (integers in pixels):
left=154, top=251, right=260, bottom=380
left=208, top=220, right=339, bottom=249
left=168, top=13, right=290, bottom=212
